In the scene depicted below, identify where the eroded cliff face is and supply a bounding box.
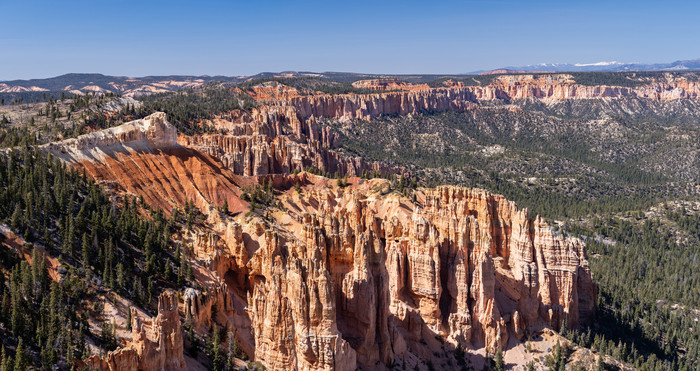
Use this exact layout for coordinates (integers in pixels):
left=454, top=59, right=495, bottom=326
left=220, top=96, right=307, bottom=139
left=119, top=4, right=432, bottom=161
left=176, top=74, right=700, bottom=182
left=86, top=290, right=186, bottom=371
left=233, top=180, right=596, bottom=370
left=43, top=111, right=178, bottom=162
left=49, top=113, right=596, bottom=370
left=280, top=74, right=700, bottom=123
left=351, top=78, right=431, bottom=91
left=179, top=104, right=402, bottom=178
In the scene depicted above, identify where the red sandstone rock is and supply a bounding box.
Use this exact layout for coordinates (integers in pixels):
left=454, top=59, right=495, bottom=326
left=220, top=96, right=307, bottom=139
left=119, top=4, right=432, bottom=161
left=86, top=290, right=185, bottom=371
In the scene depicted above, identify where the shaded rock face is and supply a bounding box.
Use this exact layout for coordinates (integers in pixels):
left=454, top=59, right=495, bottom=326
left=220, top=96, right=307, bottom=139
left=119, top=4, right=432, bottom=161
left=86, top=290, right=185, bottom=371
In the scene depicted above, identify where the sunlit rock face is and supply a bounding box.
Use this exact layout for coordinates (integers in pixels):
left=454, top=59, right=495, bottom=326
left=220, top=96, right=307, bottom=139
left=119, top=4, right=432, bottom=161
left=54, top=109, right=596, bottom=371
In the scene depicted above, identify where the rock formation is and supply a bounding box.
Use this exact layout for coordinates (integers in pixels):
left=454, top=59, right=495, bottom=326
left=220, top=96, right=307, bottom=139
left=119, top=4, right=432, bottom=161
left=43, top=112, right=177, bottom=163
left=234, top=182, right=597, bottom=369
left=351, top=78, right=431, bottom=91
left=178, top=103, right=403, bottom=178
left=47, top=107, right=599, bottom=370
left=85, top=290, right=186, bottom=371
left=44, top=112, right=248, bottom=215
left=175, top=73, right=700, bottom=183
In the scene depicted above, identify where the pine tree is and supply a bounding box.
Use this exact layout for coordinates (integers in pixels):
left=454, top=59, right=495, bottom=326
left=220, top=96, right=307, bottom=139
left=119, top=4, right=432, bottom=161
left=1, top=291, right=9, bottom=321
left=211, top=327, right=224, bottom=371
left=0, top=346, right=6, bottom=371
left=82, top=232, right=91, bottom=269
left=546, top=341, right=565, bottom=371
left=116, top=263, right=126, bottom=292
left=13, top=338, right=26, bottom=371
left=10, top=288, right=23, bottom=335
left=494, top=349, right=504, bottom=371
left=10, top=205, right=21, bottom=232
left=63, top=215, right=75, bottom=255
left=126, top=307, right=132, bottom=331
left=1, top=351, right=13, bottom=371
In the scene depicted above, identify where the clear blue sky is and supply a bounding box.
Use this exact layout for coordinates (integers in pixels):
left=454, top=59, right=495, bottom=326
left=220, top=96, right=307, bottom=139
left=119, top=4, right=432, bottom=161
left=1, top=0, right=699, bottom=80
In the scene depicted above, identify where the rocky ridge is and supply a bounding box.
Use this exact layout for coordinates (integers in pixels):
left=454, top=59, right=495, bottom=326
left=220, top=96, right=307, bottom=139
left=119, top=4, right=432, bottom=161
left=179, top=74, right=700, bottom=182
left=179, top=104, right=402, bottom=178
left=42, top=111, right=177, bottom=162
left=233, top=181, right=597, bottom=370
left=281, top=75, right=700, bottom=123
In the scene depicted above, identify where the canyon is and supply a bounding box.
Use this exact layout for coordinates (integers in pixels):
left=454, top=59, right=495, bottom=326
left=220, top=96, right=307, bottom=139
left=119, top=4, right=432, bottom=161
left=38, top=73, right=700, bottom=369
left=42, top=105, right=597, bottom=370
left=22, top=72, right=700, bottom=370
left=179, top=73, right=700, bottom=182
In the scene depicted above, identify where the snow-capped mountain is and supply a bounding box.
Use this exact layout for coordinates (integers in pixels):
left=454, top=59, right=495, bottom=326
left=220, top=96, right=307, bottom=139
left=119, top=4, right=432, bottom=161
left=475, top=58, right=700, bottom=73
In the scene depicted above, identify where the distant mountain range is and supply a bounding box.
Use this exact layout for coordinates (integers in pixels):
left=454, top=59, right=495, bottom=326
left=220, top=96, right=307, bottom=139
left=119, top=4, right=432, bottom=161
left=0, top=73, right=245, bottom=98
left=473, top=58, right=700, bottom=74
left=2, top=59, right=700, bottom=99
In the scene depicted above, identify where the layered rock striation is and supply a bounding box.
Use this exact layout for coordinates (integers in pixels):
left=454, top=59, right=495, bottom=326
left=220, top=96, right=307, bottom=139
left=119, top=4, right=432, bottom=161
left=178, top=74, right=700, bottom=181
left=43, top=112, right=177, bottom=163
left=179, top=105, right=402, bottom=178
left=279, top=74, right=700, bottom=123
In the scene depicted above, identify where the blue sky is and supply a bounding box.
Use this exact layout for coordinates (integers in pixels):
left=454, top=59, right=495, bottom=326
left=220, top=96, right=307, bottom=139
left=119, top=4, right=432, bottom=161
left=1, top=0, right=699, bottom=80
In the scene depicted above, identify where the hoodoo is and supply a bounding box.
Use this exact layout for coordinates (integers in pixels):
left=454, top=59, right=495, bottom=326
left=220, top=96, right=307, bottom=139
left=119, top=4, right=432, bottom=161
left=58, top=114, right=596, bottom=370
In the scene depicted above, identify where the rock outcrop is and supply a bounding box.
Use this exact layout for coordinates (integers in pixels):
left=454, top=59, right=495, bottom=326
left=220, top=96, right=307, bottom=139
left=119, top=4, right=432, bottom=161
left=278, top=74, right=700, bottom=123
left=86, top=290, right=186, bottom=371
left=42, top=113, right=248, bottom=215
left=351, top=78, right=431, bottom=91
left=44, top=112, right=177, bottom=162
left=179, top=104, right=403, bottom=178
left=234, top=181, right=597, bottom=370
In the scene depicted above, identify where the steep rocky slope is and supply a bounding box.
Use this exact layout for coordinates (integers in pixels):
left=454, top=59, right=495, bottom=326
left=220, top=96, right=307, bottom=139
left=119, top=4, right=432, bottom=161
left=271, top=74, right=700, bottom=123
left=85, top=290, right=185, bottom=371
left=42, top=113, right=596, bottom=370
left=179, top=103, right=402, bottom=178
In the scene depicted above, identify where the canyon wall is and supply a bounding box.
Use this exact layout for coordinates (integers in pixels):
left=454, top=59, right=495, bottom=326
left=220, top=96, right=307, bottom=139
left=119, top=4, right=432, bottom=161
left=179, top=104, right=402, bottom=178
left=279, top=75, right=700, bottom=123
left=48, top=112, right=598, bottom=370
left=234, top=182, right=596, bottom=370
left=176, top=75, right=700, bottom=181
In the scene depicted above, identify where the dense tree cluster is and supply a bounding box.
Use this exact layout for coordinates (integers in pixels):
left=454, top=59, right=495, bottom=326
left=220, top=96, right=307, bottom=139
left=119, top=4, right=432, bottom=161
left=563, top=210, right=700, bottom=370
left=0, top=248, right=90, bottom=368
left=330, top=109, right=679, bottom=219
left=134, top=84, right=255, bottom=135
left=0, top=147, right=193, bottom=368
